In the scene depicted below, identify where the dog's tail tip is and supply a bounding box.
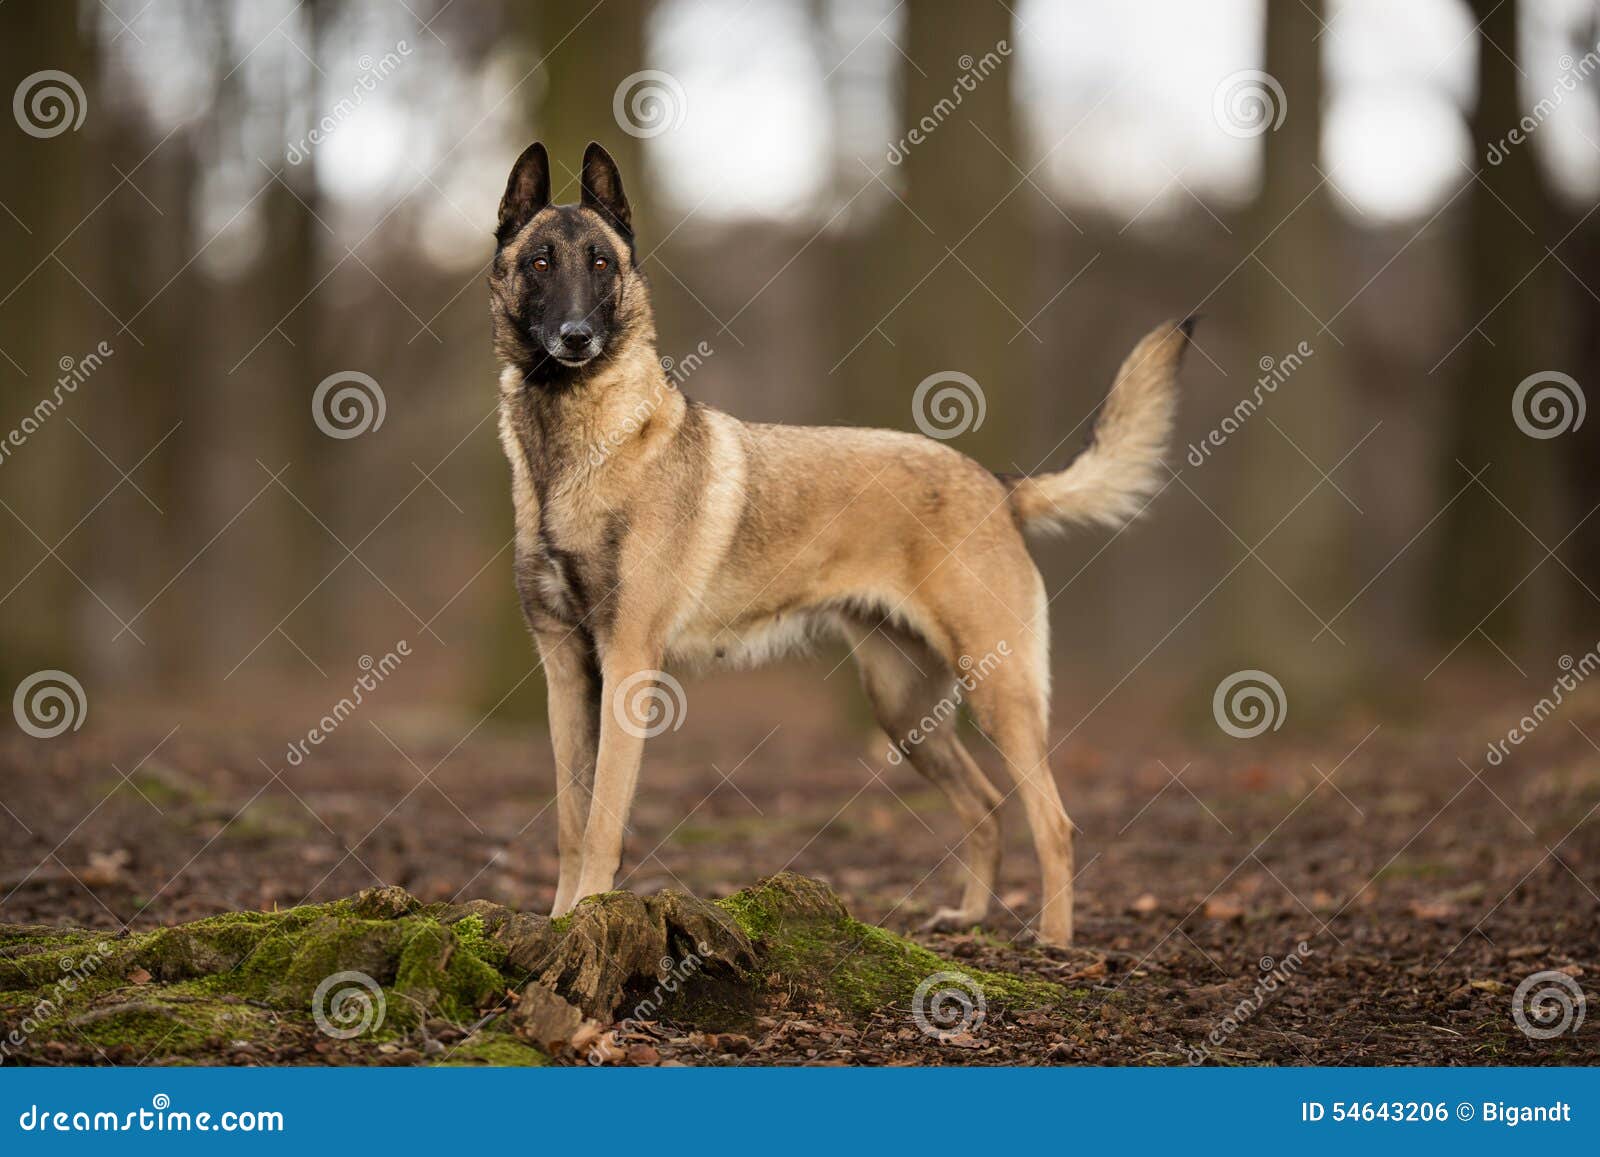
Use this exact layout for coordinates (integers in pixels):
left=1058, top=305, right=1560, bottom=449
left=1005, top=318, right=1189, bottom=538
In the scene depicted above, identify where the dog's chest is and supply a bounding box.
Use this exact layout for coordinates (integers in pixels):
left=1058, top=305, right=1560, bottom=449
left=514, top=490, right=625, bottom=631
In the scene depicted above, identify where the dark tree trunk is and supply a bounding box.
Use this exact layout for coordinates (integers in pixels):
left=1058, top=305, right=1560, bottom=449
left=1431, top=0, right=1557, bottom=653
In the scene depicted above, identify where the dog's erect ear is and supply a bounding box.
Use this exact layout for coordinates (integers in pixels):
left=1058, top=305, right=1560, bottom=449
left=497, top=141, right=551, bottom=246
left=580, top=142, right=632, bottom=239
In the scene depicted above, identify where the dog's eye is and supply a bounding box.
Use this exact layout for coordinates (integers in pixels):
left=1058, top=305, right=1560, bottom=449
left=592, top=256, right=608, bottom=271
left=532, top=256, right=549, bottom=272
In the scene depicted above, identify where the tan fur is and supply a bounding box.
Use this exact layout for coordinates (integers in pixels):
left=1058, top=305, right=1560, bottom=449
left=1005, top=322, right=1189, bottom=534
left=491, top=149, right=1190, bottom=945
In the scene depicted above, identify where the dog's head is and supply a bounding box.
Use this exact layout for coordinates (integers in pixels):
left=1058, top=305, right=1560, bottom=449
left=489, top=141, right=648, bottom=387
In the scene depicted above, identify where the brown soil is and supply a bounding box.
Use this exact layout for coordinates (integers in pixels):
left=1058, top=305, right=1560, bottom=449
left=2, top=668, right=1596, bottom=1065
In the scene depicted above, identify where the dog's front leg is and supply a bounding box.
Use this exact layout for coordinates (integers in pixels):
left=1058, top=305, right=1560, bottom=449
left=536, top=630, right=601, bottom=917
left=568, top=647, right=663, bottom=903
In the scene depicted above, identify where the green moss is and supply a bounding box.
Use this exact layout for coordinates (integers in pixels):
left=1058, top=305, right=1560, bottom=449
left=0, top=934, right=125, bottom=991
left=71, top=998, right=278, bottom=1057
left=392, top=923, right=504, bottom=1024
left=97, top=763, right=210, bottom=809
left=223, top=798, right=314, bottom=843
left=434, top=1031, right=550, bottom=1067
left=448, top=913, right=507, bottom=969
left=6, top=875, right=1075, bottom=1063
left=716, top=873, right=1066, bottom=1017
left=2, top=890, right=514, bottom=1063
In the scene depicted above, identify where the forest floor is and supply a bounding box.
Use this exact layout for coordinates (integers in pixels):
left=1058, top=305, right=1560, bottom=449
left=1, top=669, right=1597, bottom=1066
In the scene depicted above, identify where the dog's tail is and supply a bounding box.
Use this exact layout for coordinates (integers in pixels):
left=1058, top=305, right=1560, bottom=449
left=1002, top=318, right=1194, bottom=536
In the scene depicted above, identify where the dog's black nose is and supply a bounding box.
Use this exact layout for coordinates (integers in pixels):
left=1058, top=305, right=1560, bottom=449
left=559, top=322, right=594, bottom=351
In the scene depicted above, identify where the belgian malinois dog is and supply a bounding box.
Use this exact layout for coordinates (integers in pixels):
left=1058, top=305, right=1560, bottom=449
left=490, top=141, right=1191, bottom=945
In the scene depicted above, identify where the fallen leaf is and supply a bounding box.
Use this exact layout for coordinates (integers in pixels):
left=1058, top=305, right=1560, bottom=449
left=1408, top=899, right=1458, bottom=921
left=625, top=1043, right=661, bottom=1065
left=1204, top=896, right=1245, bottom=920
left=82, top=850, right=130, bottom=887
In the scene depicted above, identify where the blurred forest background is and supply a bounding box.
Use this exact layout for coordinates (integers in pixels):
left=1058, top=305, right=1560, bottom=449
left=4, top=0, right=1600, bottom=737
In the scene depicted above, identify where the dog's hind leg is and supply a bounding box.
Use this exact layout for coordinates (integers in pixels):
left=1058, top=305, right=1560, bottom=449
left=535, top=629, right=601, bottom=917
left=962, top=645, right=1075, bottom=946
left=849, top=625, right=1004, bottom=933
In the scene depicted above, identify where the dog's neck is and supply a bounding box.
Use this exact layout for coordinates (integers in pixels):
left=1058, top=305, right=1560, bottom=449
left=498, top=334, right=687, bottom=478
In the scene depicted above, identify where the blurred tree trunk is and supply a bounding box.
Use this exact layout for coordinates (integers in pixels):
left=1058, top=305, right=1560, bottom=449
left=528, top=1, right=647, bottom=218
left=478, top=0, right=652, bottom=721
left=885, top=1, right=1024, bottom=466
left=1431, top=0, right=1554, bottom=652
left=0, top=2, right=95, bottom=689
left=1225, top=0, right=1360, bottom=702
left=92, top=103, right=203, bottom=690
left=1566, top=220, right=1600, bottom=639
left=262, top=0, right=333, bottom=673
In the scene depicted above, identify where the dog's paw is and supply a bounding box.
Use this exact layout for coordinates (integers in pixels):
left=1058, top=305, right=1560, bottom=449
left=920, top=907, right=984, bottom=934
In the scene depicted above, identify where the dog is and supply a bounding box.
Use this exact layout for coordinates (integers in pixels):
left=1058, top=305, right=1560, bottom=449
left=489, top=141, right=1191, bottom=945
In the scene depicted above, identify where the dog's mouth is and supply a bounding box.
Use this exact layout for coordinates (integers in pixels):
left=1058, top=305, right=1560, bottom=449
left=543, top=340, right=602, bottom=368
